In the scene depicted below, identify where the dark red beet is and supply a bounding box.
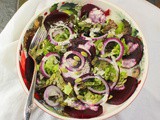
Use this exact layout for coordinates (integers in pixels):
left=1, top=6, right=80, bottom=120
left=81, top=4, right=100, bottom=17
left=70, top=38, right=96, bottom=60
left=122, top=35, right=144, bottom=69
left=70, top=38, right=88, bottom=46
left=64, top=106, right=103, bottom=118
left=44, top=11, right=69, bottom=30
left=63, top=77, right=75, bottom=85
left=107, top=76, right=138, bottom=105
left=25, top=56, right=34, bottom=83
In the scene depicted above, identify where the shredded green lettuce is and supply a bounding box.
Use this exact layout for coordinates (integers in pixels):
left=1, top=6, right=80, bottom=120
left=49, top=3, right=58, bottom=12
left=63, top=82, right=73, bottom=95
left=83, top=90, right=103, bottom=104
left=54, top=28, right=70, bottom=42
left=44, top=56, right=59, bottom=75
left=132, top=28, right=139, bottom=37
left=115, top=21, right=124, bottom=34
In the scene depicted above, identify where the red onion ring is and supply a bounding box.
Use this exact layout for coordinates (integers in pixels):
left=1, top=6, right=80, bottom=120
left=60, top=60, right=90, bottom=84
left=81, top=32, right=108, bottom=41
left=62, top=51, right=85, bottom=72
left=40, top=52, right=60, bottom=78
left=44, top=85, right=63, bottom=107
left=78, top=41, right=94, bottom=56
left=98, top=56, right=120, bottom=90
left=74, top=74, right=110, bottom=106
left=101, top=38, right=124, bottom=61
left=48, top=24, right=73, bottom=46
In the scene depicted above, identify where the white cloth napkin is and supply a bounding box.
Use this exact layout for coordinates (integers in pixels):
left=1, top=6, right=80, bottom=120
left=0, top=0, right=160, bottom=120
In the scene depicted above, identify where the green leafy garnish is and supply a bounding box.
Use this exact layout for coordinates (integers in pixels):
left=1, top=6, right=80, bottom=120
left=63, top=83, right=73, bottom=95
left=83, top=91, right=103, bottom=104
left=115, top=21, right=124, bottom=34
left=50, top=3, right=58, bottom=12
left=132, top=28, right=139, bottom=37
left=60, top=3, right=77, bottom=10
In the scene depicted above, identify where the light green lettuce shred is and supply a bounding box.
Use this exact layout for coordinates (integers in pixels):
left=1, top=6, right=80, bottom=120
left=63, top=82, right=73, bottom=95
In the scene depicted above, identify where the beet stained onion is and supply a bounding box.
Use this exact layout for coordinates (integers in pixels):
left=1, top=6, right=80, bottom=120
left=81, top=32, right=108, bottom=41
left=48, top=23, right=74, bottom=46
left=40, top=52, right=60, bottom=78
left=101, top=38, right=124, bottom=61
left=74, top=74, right=110, bottom=105
left=44, top=85, right=63, bottom=107
left=98, top=56, right=120, bottom=90
left=61, top=51, right=85, bottom=71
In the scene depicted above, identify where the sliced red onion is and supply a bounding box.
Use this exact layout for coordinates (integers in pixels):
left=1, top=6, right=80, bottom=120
left=40, top=52, right=60, bottom=78
left=43, top=85, right=63, bottom=107
left=61, top=51, right=85, bottom=71
left=81, top=32, right=108, bottom=41
left=78, top=41, right=96, bottom=57
left=36, top=78, right=41, bottom=84
left=101, top=38, right=124, bottom=61
left=84, top=75, right=109, bottom=94
left=61, top=60, right=90, bottom=84
left=48, top=23, right=73, bottom=46
left=89, top=8, right=106, bottom=24
left=65, top=99, right=99, bottom=111
left=114, top=85, right=125, bottom=91
left=74, top=74, right=110, bottom=105
left=98, top=56, right=120, bottom=90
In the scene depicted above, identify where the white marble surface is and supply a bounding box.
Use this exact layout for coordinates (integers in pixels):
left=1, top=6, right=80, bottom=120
left=0, top=0, right=17, bottom=32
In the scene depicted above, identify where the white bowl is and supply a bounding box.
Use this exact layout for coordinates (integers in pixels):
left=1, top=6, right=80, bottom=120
left=17, top=0, right=148, bottom=119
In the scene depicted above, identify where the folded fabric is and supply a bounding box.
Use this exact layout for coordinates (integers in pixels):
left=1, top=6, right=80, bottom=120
left=0, top=0, right=160, bottom=120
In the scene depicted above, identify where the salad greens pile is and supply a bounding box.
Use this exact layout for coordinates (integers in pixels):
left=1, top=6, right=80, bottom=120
left=23, top=2, right=144, bottom=119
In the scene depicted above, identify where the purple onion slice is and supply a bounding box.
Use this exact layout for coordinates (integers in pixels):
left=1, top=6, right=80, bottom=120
left=89, top=8, right=106, bottom=24
left=60, top=60, right=90, bottom=85
left=101, top=38, right=124, bottom=61
left=98, top=57, right=120, bottom=90
left=74, top=74, right=109, bottom=105
left=48, top=23, right=74, bottom=46
left=61, top=51, right=85, bottom=71
left=107, top=76, right=138, bottom=105
left=40, top=52, right=60, bottom=78
left=122, top=35, right=144, bottom=69
left=43, top=85, right=63, bottom=107
left=81, top=32, right=108, bottom=41
left=78, top=41, right=96, bottom=59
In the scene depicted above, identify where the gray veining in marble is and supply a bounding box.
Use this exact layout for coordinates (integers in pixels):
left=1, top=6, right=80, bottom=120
left=0, top=0, right=17, bottom=33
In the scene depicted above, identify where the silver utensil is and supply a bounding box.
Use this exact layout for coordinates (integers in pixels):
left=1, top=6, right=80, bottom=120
left=24, top=25, right=47, bottom=120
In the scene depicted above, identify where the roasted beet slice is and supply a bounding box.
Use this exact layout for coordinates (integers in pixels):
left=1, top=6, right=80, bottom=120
left=25, top=56, right=34, bottom=83
left=70, top=38, right=88, bottom=46
left=122, top=35, right=143, bottom=69
left=81, top=4, right=100, bottom=17
left=64, top=106, right=103, bottom=118
left=63, top=77, right=75, bottom=85
left=44, top=11, right=69, bottom=30
left=107, top=76, right=138, bottom=105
